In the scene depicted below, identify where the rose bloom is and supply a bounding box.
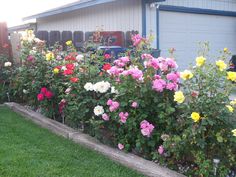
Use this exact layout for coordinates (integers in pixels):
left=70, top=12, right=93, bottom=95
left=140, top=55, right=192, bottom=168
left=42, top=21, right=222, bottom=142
left=66, top=63, right=75, bottom=70
left=37, top=93, right=44, bottom=101
left=174, top=91, right=185, bottom=103
left=65, top=55, right=76, bottom=61
left=158, top=145, right=164, bottom=155
left=70, top=77, right=79, bottom=83
left=94, top=105, right=104, bottom=116
left=103, top=63, right=112, bottom=71
left=104, top=54, right=111, bottom=60
left=196, top=56, right=206, bottom=67
left=66, top=40, right=72, bottom=46
left=40, top=87, right=47, bottom=95
left=131, top=101, right=138, bottom=108
left=4, top=62, right=12, bottom=67
left=84, top=82, right=94, bottom=91
left=118, top=143, right=124, bottom=150
left=53, top=68, right=60, bottom=74
left=191, top=112, right=201, bottom=122
left=45, top=91, right=53, bottom=99
left=102, top=113, right=110, bottom=121
left=63, top=69, right=73, bottom=75
left=180, top=70, right=193, bottom=80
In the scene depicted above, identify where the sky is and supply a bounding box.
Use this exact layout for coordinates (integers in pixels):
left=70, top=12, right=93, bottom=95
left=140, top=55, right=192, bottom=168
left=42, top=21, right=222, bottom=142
left=0, top=0, right=78, bottom=27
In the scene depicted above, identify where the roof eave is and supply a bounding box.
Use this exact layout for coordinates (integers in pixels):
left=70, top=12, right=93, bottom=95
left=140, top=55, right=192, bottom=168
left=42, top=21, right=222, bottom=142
left=23, top=0, right=116, bottom=21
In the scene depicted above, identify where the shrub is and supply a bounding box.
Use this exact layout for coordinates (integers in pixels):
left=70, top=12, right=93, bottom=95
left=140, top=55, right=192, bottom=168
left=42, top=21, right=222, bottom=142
left=6, top=31, right=236, bottom=176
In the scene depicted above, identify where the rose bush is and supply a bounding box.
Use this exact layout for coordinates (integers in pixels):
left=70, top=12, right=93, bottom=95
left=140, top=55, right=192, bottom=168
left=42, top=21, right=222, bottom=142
left=6, top=31, right=236, bottom=176
left=159, top=47, right=236, bottom=176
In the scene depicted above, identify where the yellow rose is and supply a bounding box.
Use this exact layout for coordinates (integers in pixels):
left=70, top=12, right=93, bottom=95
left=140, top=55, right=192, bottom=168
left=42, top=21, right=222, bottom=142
left=66, top=40, right=72, bottom=46
left=196, top=56, right=206, bottom=67
left=180, top=70, right=193, bottom=80
left=46, top=52, right=54, bottom=61
left=215, top=60, right=227, bottom=71
left=230, top=99, right=236, bottom=105
left=174, top=91, right=185, bottom=103
left=232, top=129, right=236, bottom=137
left=226, top=105, right=234, bottom=113
left=53, top=68, right=59, bottom=74
left=191, top=112, right=201, bottom=122
left=224, top=48, right=228, bottom=53
left=227, top=72, right=236, bottom=82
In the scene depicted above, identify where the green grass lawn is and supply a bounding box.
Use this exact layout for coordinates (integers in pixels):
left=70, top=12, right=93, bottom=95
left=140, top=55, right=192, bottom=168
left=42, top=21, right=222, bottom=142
left=0, top=106, right=144, bottom=177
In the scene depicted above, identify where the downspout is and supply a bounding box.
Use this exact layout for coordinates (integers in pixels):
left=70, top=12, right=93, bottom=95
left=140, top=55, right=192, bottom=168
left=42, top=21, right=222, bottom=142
left=141, top=0, right=147, bottom=37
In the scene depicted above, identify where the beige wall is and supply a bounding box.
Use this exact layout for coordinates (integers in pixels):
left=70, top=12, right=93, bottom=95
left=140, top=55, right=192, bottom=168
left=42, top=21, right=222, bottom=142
left=37, top=0, right=142, bottom=33
left=10, top=32, right=21, bottom=63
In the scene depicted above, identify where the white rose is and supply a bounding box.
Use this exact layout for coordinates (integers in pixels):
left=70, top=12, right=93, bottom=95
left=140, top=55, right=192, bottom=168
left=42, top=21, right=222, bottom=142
left=84, top=82, right=94, bottom=91
left=76, top=54, right=84, bottom=62
left=94, top=105, right=104, bottom=116
left=4, top=62, right=12, bottom=67
left=23, top=89, right=29, bottom=94
left=111, top=86, right=119, bottom=94
left=29, top=50, right=36, bottom=55
left=93, top=81, right=111, bottom=93
left=61, top=66, right=67, bottom=71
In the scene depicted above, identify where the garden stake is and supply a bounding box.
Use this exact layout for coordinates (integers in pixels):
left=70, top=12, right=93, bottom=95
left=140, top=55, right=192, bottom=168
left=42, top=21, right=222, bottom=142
left=6, top=92, right=10, bottom=102
left=213, top=158, right=220, bottom=176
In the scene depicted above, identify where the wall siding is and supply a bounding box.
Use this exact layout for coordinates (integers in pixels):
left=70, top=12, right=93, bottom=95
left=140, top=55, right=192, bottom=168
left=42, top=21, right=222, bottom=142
left=159, top=0, right=236, bottom=12
left=37, top=0, right=142, bottom=33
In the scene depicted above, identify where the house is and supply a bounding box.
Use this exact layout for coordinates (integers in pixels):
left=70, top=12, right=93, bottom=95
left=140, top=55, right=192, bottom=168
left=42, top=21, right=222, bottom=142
left=23, top=0, right=236, bottom=69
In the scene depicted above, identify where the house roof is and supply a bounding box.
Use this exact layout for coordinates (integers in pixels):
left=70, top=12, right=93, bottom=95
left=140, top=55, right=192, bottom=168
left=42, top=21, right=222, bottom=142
left=23, top=0, right=165, bottom=21
left=8, top=23, right=36, bottom=33
left=23, top=0, right=117, bottom=21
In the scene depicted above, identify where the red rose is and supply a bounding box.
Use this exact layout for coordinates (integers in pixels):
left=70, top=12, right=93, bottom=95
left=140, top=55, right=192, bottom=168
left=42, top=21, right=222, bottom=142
left=45, top=91, right=53, bottom=99
left=191, top=91, right=199, bottom=98
left=65, top=55, right=76, bottom=61
left=66, top=63, right=75, bottom=70
left=63, top=69, right=73, bottom=75
left=37, top=93, right=44, bottom=101
left=70, top=77, right=79, bottom=83
left=40, top=87, right=47, bottom=94
left=55, top=65, right=62, bottom=70
left=104, top=54, right=111, bottom=60
left=103, top=63, right=111, bottom=71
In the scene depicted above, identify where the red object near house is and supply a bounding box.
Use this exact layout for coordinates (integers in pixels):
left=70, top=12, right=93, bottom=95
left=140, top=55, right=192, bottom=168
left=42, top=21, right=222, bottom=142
left=0, top=22, right=12, bottom=59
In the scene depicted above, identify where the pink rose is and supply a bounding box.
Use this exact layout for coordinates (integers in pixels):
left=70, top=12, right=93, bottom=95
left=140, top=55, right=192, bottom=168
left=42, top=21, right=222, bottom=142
left=131, top=101, right=138, bottom=108
left=120, top=57, right=130, bottom=64
left=152, top=79, right=166, bottom=92
left=119, top=112, right=129, bottom=123
left=166, top=72, right=180, bottom=83
left=109, top=101, right=120, bottom=112
left=158, top=145, right=164, bottom=155
left=65, top=87, right=72, bottom=94
left=107, top=99, right=113, bottom=106
left=141, top=54, right=153, bottom=60
left=118, top=143, right=124, bottom=150
left=166, top=58, right=178, bottom=68
left=166, top=82, right=178, bottom=91
left=102, top=113, right=110, bottom=121
left=140, top=120, right=155, bottom=137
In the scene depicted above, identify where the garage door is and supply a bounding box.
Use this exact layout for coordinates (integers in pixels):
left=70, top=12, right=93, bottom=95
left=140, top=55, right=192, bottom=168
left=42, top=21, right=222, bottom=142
left=159, top=11, right=236, bottom=70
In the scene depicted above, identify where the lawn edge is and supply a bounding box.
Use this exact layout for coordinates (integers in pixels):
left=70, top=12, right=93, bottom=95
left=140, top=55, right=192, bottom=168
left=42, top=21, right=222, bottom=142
left=4, top=102, right=186, bottom=177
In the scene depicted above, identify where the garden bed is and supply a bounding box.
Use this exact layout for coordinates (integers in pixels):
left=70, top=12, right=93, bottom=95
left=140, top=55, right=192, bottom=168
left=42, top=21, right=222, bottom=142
left=5, top=102, right=185, bottom=177
left=1, top=31, right=236, bottom=176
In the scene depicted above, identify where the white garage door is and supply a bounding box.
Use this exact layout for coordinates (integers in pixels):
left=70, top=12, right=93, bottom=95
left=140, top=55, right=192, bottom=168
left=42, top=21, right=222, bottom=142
left=159, top=11, right=236, bottom=70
